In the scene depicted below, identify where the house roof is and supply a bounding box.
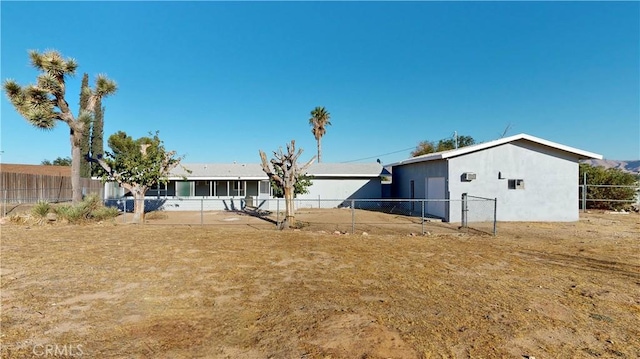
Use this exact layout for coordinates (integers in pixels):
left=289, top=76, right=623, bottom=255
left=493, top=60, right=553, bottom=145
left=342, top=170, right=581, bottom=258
left=306, top=163, right=388, bottom=177
left=389, top=133, right=603, bottom=167
left=170, top=162, right=386, bottom=180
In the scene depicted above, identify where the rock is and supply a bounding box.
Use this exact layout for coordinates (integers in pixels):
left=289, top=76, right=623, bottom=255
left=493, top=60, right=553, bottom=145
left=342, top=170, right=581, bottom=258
left=333, top=231, right=341, bottom=235
left=607, top=211, right=629, bottom=215
left=46, top=213, right=57, bottom=222
left=362, top=232, right=369, bottom=236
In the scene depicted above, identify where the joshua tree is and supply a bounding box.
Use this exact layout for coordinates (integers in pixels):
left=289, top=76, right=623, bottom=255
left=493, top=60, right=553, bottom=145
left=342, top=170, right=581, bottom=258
left=308, top=106, right=331, bottom=163
left=259, top=140, right=315, bottom=229
left=3, top=50, right=117, bottom=203
left=79, top=73, right=91, bottom=177
left=90, top=97, right=105, bottom=175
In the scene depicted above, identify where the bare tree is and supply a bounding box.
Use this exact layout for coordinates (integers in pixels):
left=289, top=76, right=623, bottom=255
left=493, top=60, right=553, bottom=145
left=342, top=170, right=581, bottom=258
left=259, top=140, right=315, bottom=229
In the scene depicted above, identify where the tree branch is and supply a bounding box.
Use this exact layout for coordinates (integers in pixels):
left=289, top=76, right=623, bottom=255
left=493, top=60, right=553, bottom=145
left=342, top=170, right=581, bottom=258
left=259, top=150, right=284, bottom=185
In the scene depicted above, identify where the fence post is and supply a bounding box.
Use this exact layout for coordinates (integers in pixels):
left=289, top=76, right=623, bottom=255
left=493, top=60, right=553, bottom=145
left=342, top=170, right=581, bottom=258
left=351, top=199, right=355, bottom=234
left=582, top=173, right=587, bottom=212
left=117, top=198, right=127, bottom=223
left=493, top=197, right=497, bottom=236
left=461, top=193, right=468, bottom=228
left=201, top=198, right=204, bottom=226
left=421, top=200, right=425, bottom=235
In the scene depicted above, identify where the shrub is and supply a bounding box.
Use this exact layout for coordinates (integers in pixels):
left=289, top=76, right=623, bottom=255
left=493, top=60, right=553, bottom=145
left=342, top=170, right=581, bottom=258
left=32, top=201, right=51, bottom=218
left=54, top=204, right=85, bottom=223
left=145, top=210, right=168, bottom=220
left=8, top=214, right=29, bottom=225
left=91, top=206, right=120, bottom=221
left=54, top=194, right=119, bottom=224
left=580, top=164, right=638, bottom=210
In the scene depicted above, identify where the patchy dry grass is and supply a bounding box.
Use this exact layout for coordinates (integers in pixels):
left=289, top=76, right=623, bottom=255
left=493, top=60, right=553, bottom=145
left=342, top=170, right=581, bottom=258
left=1, top=212, right=639, bottom=358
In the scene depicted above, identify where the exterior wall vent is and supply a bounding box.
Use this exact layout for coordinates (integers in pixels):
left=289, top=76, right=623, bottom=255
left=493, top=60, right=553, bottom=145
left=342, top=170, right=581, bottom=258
left=462, top=172, right=476, bottom=181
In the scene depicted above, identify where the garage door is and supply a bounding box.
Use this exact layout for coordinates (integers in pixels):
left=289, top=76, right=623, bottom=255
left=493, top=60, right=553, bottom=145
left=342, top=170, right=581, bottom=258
left=426, top=177, right=446, bottom=219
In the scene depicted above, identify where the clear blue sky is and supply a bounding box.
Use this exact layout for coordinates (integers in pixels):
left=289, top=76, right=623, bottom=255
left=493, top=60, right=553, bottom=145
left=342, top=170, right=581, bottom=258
left=1, top=1, right=639, bottom=165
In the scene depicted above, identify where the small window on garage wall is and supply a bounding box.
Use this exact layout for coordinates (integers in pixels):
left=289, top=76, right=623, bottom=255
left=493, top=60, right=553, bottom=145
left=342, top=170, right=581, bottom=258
left=508, top=179, right=525, bottom=190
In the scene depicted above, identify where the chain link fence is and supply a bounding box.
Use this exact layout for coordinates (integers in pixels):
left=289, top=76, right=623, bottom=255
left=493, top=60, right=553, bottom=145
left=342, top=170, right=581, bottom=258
left=461, top=194, right=498, bottom=235
left=108, top=197, right=497, bottom=235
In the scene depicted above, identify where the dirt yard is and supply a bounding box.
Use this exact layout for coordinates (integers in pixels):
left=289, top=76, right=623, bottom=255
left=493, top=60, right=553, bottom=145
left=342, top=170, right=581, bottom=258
left=1, top=211, right=638, bottom=358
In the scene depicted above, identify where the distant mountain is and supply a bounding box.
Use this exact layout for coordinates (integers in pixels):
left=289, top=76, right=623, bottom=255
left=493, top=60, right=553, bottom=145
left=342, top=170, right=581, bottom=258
left=581, top=159, right=640, bottom=174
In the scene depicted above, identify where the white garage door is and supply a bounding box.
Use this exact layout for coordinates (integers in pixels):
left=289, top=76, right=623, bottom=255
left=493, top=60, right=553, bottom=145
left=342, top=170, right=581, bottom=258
left=426, top=177, right=446, bottom=219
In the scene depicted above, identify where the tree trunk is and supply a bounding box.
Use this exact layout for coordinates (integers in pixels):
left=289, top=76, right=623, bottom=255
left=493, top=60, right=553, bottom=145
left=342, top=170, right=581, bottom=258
left=282, top=186, right=295, bottom=229
left=317, top=138, right=322, bottom=163
left=70, top=128, right=83, bottom=204
left=131, top=186, right=147, bottom=224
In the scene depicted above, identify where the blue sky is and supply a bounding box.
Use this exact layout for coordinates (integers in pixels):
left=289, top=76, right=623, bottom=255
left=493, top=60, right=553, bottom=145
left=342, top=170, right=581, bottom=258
left=1, top=1, right=639, bottom=165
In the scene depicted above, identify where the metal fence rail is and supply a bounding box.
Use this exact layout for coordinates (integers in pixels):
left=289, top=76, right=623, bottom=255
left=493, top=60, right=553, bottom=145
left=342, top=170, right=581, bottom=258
left=578, top=184, right=640, bottom=210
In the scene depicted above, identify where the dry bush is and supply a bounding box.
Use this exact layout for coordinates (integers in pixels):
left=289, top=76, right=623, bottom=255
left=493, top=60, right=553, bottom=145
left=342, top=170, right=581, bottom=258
left=145, top=210, right=169, bottom=220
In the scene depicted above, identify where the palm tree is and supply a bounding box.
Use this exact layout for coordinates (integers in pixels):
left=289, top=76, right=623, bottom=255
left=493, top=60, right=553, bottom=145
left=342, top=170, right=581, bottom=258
left=308, top=106, right=331, bottom=163
left=3, top=50, right=117, bottom=203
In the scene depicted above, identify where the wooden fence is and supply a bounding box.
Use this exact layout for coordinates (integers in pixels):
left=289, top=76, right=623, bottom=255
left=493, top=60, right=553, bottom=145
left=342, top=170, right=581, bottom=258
left=0, top=172, right=103, bottom=203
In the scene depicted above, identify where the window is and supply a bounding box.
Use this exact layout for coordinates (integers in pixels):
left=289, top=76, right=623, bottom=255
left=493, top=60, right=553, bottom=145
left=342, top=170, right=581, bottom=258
left=176, top=181, right=193, bottom=196
left=146, top=182, right=168, bottom=198
left=508, top=179, right=525, bottom=190
left=232, top=180, right=245, bottom=197
left=259, top=180, right=270, bottom=194
left=195, top=181, right=211, bottom=196
left=233, top=181, right=244, bottom=191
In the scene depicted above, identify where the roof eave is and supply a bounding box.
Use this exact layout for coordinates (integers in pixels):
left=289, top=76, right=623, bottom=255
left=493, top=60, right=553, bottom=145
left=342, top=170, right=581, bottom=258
left=390, top=133, right=604, bottom=166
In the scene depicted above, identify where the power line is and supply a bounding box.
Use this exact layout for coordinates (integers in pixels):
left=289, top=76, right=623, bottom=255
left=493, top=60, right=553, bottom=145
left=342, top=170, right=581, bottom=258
left=341, top=147, right=415, bottom=163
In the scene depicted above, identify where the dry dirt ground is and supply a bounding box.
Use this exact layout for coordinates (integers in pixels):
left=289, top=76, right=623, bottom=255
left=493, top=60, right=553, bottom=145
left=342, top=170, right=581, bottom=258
left=0, top=211, right=638, bottom=358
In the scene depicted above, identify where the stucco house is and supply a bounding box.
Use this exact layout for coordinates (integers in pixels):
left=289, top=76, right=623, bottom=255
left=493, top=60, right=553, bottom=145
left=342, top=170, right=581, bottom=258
left=389, top=133, right=603, bottom=222
left=105, top=162, right=386, bottom=211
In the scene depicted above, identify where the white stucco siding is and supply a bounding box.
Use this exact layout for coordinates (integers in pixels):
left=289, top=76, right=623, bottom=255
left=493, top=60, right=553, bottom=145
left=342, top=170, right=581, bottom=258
left=448, top=142, right=580, bottom=222
left=296, top=178, right=382, bottom=208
